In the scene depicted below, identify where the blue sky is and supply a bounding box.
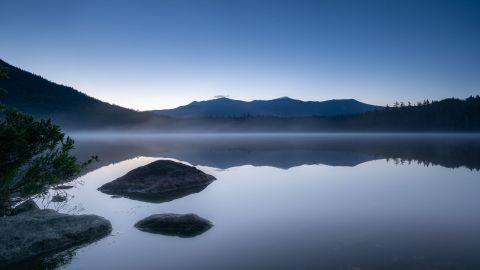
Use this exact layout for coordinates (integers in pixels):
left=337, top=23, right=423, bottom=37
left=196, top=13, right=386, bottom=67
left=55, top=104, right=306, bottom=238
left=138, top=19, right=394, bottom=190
left=1, top=0, right=479, bottom=110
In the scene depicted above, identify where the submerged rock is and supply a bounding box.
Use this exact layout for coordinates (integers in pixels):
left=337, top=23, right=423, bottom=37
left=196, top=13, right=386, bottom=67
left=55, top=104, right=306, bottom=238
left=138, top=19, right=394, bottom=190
left=13, top=199, right=39, bottom=215
left=52, top=185, right=74, bottom=190
left=98, top=160, right=216, bottom=203
left=135, top=213, right=213, bottom=237
left=0, top=209, right=111, bottom=265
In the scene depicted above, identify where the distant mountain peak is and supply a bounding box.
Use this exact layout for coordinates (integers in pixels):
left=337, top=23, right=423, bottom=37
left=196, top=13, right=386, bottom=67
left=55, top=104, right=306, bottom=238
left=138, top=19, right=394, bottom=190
left=275, top=96, right=293, bottom=100
left=212, top=96, right=231, bottom=100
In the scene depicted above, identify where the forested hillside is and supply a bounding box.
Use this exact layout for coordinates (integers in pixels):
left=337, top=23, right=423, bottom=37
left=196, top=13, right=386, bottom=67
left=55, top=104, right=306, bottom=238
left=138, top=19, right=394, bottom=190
left=0, top=59, right=158, bottom=129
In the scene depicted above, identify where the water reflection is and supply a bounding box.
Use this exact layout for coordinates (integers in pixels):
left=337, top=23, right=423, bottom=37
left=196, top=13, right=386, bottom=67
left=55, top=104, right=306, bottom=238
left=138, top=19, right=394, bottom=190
left=59, top=155, right=480, bottom=270
left=15, top=134, right=480, bottom=270
left=73, top=133, right=480, bottom=171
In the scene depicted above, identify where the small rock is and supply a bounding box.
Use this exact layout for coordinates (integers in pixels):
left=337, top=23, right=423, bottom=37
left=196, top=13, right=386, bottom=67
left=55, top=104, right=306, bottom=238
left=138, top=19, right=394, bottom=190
left=135, top=213, right=213, bottom=237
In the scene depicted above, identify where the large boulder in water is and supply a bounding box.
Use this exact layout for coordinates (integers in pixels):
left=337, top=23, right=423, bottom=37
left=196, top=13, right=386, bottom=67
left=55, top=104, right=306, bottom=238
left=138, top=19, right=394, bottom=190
left=135, top=213, right=213, bottom=237
left=0, top=209, right=111, bottom=265
left=98, top=160, right=216, bottom=203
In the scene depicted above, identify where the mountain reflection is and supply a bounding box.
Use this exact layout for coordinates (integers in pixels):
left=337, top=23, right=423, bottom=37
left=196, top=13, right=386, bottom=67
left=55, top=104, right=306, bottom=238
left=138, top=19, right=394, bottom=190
left=72, top=134, right=480, bottom=172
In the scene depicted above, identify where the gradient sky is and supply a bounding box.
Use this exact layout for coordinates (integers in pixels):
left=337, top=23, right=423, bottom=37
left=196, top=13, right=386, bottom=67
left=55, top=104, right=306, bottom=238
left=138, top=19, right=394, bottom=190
left=1, top=0, right=479, bottom=110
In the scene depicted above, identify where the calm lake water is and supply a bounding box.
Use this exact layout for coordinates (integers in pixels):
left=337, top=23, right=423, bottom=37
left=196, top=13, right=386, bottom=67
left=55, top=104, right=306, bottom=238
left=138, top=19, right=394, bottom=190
left=30, top=134, right=480, bottom=269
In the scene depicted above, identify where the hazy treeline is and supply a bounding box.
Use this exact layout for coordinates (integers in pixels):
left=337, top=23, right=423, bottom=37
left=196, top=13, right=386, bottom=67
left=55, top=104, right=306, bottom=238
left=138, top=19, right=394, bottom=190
left=326, top=96, right=480, bottom=131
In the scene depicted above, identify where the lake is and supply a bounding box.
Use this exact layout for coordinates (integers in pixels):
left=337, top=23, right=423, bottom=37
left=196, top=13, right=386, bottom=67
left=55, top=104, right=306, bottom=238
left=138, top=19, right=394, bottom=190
left=27, top=134, right=480, bottom=269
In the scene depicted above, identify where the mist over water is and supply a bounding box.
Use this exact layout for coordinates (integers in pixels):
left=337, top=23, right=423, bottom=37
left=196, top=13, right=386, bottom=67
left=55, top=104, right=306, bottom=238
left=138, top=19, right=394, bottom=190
left=71, top=133, right=480, bottom=171
left=28, top=134, right=480, bottom=269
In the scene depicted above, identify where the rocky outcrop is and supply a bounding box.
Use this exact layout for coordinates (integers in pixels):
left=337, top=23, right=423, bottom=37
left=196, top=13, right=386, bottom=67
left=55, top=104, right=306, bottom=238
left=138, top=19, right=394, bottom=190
left=135, top=213, right=213, bottom=237
left=0, top=209, right=112, bottom=265
left=13, top=199, right=39, bottom=215
left=98, top=160, right=216, bottom=203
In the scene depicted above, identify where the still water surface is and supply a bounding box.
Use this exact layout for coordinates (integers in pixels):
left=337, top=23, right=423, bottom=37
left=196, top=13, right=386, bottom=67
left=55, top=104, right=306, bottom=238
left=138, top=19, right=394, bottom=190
left=35, top=134, right=480, bottom=269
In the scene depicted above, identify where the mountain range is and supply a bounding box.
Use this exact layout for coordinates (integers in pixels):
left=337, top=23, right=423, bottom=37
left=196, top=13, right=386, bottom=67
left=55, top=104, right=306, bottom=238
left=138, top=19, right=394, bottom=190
left=150, top=97, right=381, bottom=118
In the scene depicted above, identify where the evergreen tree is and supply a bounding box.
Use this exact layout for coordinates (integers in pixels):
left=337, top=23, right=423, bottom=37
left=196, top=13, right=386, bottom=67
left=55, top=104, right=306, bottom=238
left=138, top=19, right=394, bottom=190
left=0, top=65, right=94, bottom=215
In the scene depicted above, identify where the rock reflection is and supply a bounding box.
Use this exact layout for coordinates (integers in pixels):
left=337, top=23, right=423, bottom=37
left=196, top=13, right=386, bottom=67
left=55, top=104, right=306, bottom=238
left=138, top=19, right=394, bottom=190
left=135, top=213, right=213, bottom=238
left=4, top=248, right=76, bottom=270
